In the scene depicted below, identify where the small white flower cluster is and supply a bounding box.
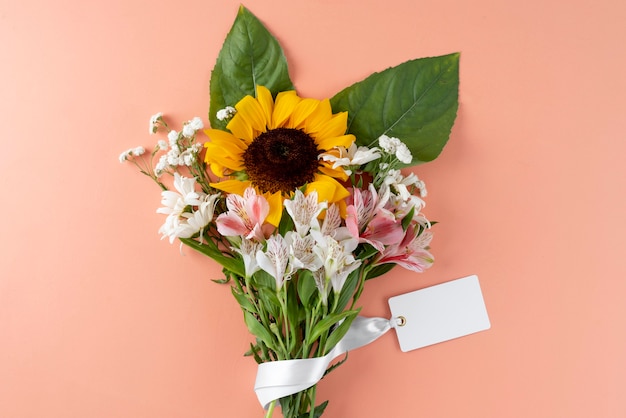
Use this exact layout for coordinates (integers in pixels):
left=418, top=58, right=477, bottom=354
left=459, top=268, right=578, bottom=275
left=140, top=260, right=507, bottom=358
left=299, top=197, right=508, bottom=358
left=378, top=134, right=413, bottom=164
left=182, top=116, right=204, bottom=138
left=216, top=106, right=237, bottom=121
left=154, top=117, right=204, bottom=177
left=118, top=146, right=146, bottom=163
left=149, top=112, right=163, bottom=134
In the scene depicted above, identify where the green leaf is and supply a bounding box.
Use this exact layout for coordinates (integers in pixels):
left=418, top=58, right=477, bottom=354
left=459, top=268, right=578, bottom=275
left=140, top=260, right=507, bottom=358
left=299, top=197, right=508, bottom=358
left=296, top=401, right=328, bottom=418
left=180, top=238, right=245, bottom=277
left=330, top=53, right=459, bottom=165
left=209, top=5, right=294, bottom=130
left=333, top=269, right=360, bottom=313
left=401, top=206, right=416, bottom=231
left=323, top=311, right=359, bottom=355
left=244, top=311, right=276, bottom=350
left=307, top=310, right=359, bottom=345
left=296, top=270, right=317, bottom=308
left=231, top=287, right=255, bottom=313
left=365, top=263, right=396, bottom=280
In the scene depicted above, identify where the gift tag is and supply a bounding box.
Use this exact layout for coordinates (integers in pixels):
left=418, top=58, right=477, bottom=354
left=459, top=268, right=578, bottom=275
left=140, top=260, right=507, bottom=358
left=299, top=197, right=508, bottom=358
left=388, top=275, right=490, bottom=352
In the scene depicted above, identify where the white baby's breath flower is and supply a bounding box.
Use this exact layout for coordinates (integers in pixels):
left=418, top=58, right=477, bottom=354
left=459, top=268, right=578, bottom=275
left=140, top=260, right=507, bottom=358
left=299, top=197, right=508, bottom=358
left=180, top=149, right=195, bottom=166
left=157, top=139, right=168, bottom=151
left=119, top=147, right=145, bottom=162
left=182, top=124, right=195, bottom=138
left=216, top=106, right=236, bottom=121
left=154, top=155, right=169, bottom=177
left=118, top=149, right=132, bottom=163
left=189, top=116, right=204, bottom=131
left=149, top=112, right=163, bottom=134
left=168, top=130, right=179, bottom=145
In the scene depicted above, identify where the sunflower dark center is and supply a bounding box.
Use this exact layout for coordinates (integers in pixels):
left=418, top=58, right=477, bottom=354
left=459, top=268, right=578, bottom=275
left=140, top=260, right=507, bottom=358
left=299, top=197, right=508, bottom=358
left=243, top=128, right=319, bottom=194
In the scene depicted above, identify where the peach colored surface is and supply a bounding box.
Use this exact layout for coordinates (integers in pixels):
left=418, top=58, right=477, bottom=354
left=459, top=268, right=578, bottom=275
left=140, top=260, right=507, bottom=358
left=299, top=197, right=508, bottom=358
left=1, top=0, right=625, bottom=417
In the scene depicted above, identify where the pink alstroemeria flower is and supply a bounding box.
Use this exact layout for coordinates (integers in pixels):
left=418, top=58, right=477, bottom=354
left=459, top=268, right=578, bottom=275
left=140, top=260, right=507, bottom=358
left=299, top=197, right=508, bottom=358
left=216, top=187, right=271, bottom=241
left=346, top=185, right=404, bottom=252
left=374, top=223, right=434, bottom=273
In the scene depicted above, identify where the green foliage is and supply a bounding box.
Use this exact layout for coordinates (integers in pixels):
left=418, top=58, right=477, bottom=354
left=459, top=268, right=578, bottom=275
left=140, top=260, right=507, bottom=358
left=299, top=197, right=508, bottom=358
left=322, top=310, right=359, bottom=355
left=307, top=310, right=359, bottom=345
left=209, top=5, right=294, bottom=130
left=296, top=270, right=318, bottom=308
left=179, top=237, right=245, bottom=277
left=244, top=310, right=276, bottom=350
left=330, top=53, right=459, bottom=165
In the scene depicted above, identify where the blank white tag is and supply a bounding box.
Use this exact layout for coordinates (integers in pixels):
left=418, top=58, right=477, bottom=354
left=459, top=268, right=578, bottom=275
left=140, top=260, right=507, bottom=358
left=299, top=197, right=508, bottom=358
left=388, top=275, right=490, bottom=352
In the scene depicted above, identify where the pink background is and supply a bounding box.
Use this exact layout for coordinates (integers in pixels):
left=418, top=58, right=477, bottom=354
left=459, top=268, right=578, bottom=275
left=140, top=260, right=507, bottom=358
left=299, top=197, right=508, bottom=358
left=2, top=0, right=625, bottom=417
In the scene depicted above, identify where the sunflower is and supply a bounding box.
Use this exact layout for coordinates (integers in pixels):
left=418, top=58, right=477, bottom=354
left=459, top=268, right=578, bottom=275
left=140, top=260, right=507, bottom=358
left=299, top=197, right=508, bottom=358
left=204, top=85, right=355, bottom=226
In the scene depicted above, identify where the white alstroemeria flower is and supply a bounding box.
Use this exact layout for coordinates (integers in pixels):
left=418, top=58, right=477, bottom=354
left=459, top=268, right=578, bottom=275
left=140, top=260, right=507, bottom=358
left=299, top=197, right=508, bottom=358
left=149, top=112, right=163, bottom=134
left=284, top=190, right=327, bottom=237
left=319, top=143, right=381, bottom=175
left=176, top=193, right=220, bottom=239
left=216, top=106, right=236, bottom=121
left=384, top=170, right=425, bottom=202
left=312, top=268, right=329, bottom=305
left=234, top=239, right=263, bottom=278
left=285, top=231, right=322, bottom=272
left=312, top=234, right=361, bottom=294
left=156, top=173, right=203, bottom=243
left=256, top=235, right=291, bottom=290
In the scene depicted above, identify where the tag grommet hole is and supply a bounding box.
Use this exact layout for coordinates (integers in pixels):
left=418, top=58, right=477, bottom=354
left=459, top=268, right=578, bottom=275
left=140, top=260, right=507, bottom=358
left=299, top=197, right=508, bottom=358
left=397, top=316, right=406, bottom=327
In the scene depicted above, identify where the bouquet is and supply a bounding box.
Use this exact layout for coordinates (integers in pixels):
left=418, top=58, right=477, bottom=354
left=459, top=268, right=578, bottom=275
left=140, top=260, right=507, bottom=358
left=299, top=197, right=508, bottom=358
left=120, top=6, right=458, bottom=417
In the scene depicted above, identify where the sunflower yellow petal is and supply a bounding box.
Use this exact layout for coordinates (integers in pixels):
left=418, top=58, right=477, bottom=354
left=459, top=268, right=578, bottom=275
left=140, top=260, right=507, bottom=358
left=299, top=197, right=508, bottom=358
left=289, top=98, right=319, bottom=129
left=227, top=112, right=254, bottom=143
left=302, top=98, right=332, bottom=134
left=318, top=163, right=349, bottom=181
left=264, top=191, right=284, bottom=227
left=272, top=91, right=300, bottom=128
left=316, top=134, right=355, bottom=152
left=314, top=111, right=350, bottom=140
left=306, top=174, right=350, bottom=204
left=210, top=179, right=251, bottom=195
left=228, top=95, right=268, bottom=142
left=256, top=86, right=275, bottom=128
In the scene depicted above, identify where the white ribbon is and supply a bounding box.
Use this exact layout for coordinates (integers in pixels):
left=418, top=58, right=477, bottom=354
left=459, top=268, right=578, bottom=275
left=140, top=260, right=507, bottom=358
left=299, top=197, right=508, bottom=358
left=254, top=316, right=399, bottom=409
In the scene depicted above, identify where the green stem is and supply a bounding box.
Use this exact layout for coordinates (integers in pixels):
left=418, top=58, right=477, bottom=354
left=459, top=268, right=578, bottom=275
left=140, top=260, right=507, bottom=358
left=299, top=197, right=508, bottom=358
left=308, top=385, right=317, bottom=418
left=265, top=400, right=276, bottom=418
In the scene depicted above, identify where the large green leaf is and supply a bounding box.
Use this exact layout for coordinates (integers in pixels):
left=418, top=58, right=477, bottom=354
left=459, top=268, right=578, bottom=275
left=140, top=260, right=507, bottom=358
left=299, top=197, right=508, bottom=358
left=330, top=53, right=459, bottom=165
left=209, top=5, right=294, bottom=130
